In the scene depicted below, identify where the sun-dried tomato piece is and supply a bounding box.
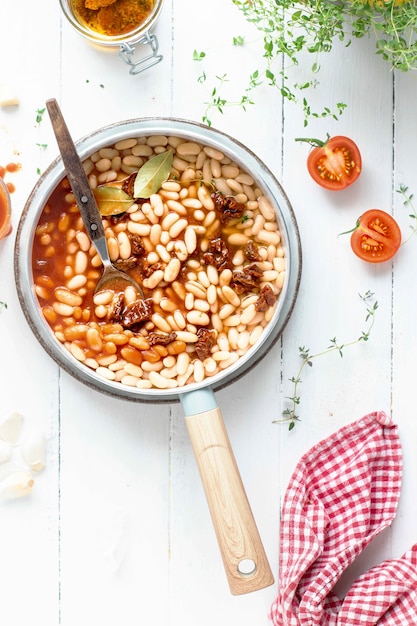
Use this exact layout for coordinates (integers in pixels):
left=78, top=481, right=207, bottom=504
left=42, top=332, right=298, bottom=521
left=211, top=191, right=245, bottom=223
left=113, top=257, right=139, bottom=272
left=108, top=292, right=125, bottom=323
left=148, top=331, right=177, bottom=346
left=230, top=264, right=263, bottom=294
left=245, top=240, right=261, bottom=262
left=201, top=237, right=232, bottom=271
left=141, top=260, right=164, bottom=279
left=255, top=284, right=277, bottom=312
left=195, top=328, right=216, bottom=361
left=121, top=298, right=153, bottom=328
left=130, top=234, right=145, bottom=257
left=110, top=212, right=128, bottom=224
left=122, top=172, right=137, bottom=198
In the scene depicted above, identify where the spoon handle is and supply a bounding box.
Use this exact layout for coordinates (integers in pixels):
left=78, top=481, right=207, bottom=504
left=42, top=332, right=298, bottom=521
left=46, top=98, right=110, bottom=263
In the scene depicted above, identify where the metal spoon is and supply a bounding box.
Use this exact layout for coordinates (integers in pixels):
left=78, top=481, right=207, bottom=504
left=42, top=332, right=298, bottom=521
left=46, top=98, right=143, bottom=298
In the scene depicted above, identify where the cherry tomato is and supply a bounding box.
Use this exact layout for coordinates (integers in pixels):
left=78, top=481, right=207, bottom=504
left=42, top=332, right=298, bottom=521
left=350, top=209, right=401, bottom=263
left=297, top=135, right=362, bottom=190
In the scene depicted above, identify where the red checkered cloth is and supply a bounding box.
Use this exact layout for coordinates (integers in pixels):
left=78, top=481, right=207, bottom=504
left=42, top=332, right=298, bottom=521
left=270, top=411, right=416, bottom=625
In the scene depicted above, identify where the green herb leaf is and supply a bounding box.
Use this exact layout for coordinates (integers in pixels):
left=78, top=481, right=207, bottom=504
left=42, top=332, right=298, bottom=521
left=133, top=150, right=173, bottom=199
left=36, top=108, right=46, bottom=125
left=193, top=50, right=206, bottom=61
left=93, top=186, right=134, bottom=216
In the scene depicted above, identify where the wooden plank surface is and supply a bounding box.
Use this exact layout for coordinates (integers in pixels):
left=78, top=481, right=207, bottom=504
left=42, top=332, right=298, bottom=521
left=0, top=0, right=416, bottom=623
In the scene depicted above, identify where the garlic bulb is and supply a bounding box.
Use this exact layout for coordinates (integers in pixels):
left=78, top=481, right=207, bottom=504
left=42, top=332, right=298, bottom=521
left=21, top=433, right=47, bottom=472
left=0, top=470, right=34, bottom=500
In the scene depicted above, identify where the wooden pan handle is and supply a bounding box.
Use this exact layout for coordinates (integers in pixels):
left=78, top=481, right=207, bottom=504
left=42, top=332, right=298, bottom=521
left=184, top=406, right=274, bottom=595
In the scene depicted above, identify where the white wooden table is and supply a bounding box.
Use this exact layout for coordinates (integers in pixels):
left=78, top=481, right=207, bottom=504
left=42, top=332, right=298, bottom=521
left=0, top=1, right=416, bottom=624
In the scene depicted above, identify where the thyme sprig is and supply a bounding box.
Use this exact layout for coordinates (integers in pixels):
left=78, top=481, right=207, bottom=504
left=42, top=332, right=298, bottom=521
left=277, top=291, right=378, bottom=431
left=35, top=108, right=48, bottom=175
left=397, top=184, right=417, bottom=244
left=196, top=0, right=417, bottom=126
left=197, top=70, right=260, bottom=127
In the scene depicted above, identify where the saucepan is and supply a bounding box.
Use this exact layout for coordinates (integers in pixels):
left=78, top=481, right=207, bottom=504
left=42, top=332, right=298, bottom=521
left=14, top=117, right=301, bottom=595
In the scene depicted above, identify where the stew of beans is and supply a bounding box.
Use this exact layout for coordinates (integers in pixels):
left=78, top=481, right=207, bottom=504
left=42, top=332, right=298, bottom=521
left=32, top=134, right=286, bottom=390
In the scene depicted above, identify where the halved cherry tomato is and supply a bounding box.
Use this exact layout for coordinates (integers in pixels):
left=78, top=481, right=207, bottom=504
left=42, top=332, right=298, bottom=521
left=350, top=209, right=401, bottom=263
left=296, top=135, right=362, bottom=190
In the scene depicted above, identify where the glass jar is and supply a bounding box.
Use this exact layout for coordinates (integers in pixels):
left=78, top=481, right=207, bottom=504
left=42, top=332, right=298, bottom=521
left=59, top=0, right=164, bottom=75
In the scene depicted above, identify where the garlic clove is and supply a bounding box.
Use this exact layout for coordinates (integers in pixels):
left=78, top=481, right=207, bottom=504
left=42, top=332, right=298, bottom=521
left=0, top=412, right=24, bottom=444
left=0, top=440, right=13, bottom=464
left=0, top=470, right=34, bottom=500
left=0, top=83, right=20, bottom=107
left=21, top=433, right=47, bottom=472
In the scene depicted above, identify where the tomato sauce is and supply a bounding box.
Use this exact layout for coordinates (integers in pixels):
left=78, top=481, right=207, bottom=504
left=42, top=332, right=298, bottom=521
left=0, top=176, right=12, bottom=239
left=0, top=161, right=20, bottom=238
left=32, top=180, right=99, bottom=315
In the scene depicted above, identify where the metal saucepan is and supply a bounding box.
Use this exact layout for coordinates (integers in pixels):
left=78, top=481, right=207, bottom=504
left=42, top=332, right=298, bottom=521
left=14, top=117, right=302, bottom=595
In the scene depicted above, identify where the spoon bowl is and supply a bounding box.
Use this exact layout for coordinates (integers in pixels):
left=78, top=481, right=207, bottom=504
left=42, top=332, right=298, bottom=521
left=46, top=98, right=144, bottom=299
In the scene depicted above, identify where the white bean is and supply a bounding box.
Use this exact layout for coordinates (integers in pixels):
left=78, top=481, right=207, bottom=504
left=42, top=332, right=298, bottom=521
left=203, top=146, right=224, bottom=160
left=222, top=285, right=240, bottom=307
left=222, top=314, right=240, bottom=327
left=194, top=298, right=210, bottom=312
left=184, top=227, right=197, bottom=254
left=176, top=351, right=190, bottom=375
left=93, top=290, right=113, bottom=305
left=169, top=218, right=187, bottom=238
left=258, top=196, right=276, bottom=220
left=127, top=222, right=151, bottom=236
left=240, top=303, right=257, bottom=325
left=74, top=250, right=88, bottom=274
left=117, top=231, right=131, bottom=259
left=144, top=270, right=164, bottom=289
left=185, top=281, right=206, bottom=299
left=256, top=229, right=281, bottom=246
left=175, top=331, right=198, bottom=343
left=54, top=288, right=82, bottom=307
left=212, top=350, right=231, bottom=362
left=197, top=185, right=215, bottom=210
left=75, top=231, right=91, bottom=252
left=161, top=212, right=179, bottom=230
left=219, top=303, right=235, bottom=320
left=150, top=223, right=162, bottom=246
left=149, top=371, right=174, bottom=389
left=164, top=258, right=181, bottom=282
left=173, top=310, right=186, bottom=329
left=66, top=274, right=87, bottom=290
left=193, top=360, right=205, bottom=383
left=156, top=244, right=171, bottom=263
left=186, top=310, right=210, bottom=326
left=152, top=313, right=172, bottom=333
left=173, top=240, right=188, bottom=261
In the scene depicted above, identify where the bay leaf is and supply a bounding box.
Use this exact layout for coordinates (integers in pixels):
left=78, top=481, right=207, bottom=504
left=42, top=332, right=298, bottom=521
left=93, top=186, right=134, bottom=216
left=133, top=150, right=173, bottom=199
